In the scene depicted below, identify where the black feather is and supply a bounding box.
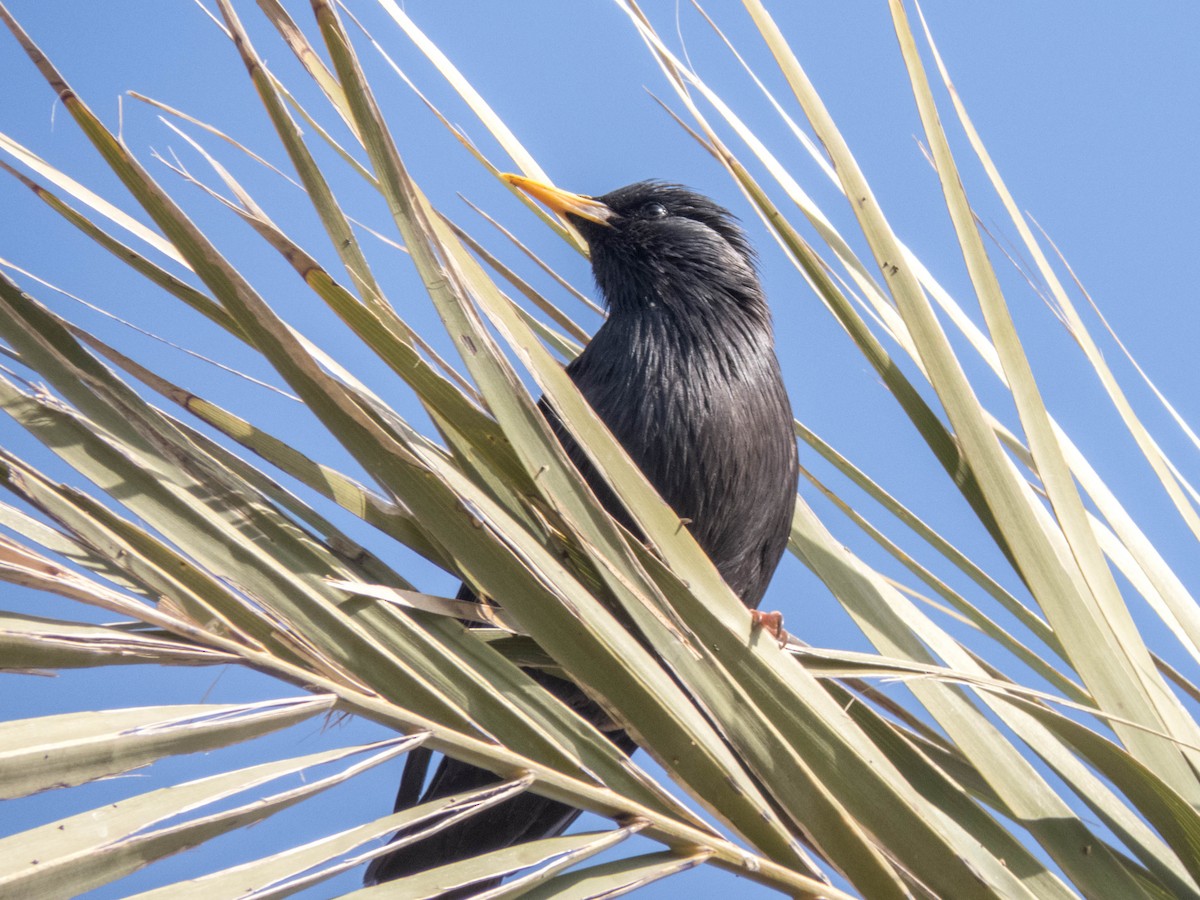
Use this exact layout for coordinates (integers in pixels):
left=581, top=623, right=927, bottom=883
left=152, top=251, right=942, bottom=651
left=365, top=182, right=798, bottom=893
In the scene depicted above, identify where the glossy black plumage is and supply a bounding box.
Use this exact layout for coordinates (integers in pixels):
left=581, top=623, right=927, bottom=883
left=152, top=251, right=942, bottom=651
left=365, top=180, right=798, bottom=892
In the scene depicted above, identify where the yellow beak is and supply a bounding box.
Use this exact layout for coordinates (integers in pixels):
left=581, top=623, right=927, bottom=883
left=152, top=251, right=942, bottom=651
left=502, top=173, right=615, bottom=226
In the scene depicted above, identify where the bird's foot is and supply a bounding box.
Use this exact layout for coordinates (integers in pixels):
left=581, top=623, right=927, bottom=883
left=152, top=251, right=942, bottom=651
left=750, top=609, right=790, bottom=648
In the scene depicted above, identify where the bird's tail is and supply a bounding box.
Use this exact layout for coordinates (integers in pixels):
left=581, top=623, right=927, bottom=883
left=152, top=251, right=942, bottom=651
left=362, top=747, right=582, bottom=895
left=365, top=668, right=639, bottom=895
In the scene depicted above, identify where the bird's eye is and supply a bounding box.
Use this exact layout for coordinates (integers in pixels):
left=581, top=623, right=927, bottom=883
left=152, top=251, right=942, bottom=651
left=641, top=202, right=668, bottom=219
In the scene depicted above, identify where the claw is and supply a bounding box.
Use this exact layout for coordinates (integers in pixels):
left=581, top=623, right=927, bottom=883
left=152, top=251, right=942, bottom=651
left=750, top=609, right=789, bottom=648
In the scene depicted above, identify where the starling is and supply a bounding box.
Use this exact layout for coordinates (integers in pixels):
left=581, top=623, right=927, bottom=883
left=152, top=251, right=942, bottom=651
left=365, top=177, right=798, bottom=892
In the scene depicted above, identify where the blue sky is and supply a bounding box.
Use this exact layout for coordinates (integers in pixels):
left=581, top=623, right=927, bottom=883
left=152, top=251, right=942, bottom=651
left=1, top=3, right=1199, bottom=897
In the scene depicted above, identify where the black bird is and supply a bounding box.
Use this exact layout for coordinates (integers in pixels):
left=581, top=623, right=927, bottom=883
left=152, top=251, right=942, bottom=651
left=365, top=177, right=798, bottom=892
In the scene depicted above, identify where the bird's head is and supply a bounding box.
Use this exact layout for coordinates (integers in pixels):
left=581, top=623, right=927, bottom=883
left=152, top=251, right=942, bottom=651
left=504, top=175, right=765, bottom=323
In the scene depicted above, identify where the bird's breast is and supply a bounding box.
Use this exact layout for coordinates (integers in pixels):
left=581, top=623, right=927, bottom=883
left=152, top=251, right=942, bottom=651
left=561, top=309, right=797, bottom=606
